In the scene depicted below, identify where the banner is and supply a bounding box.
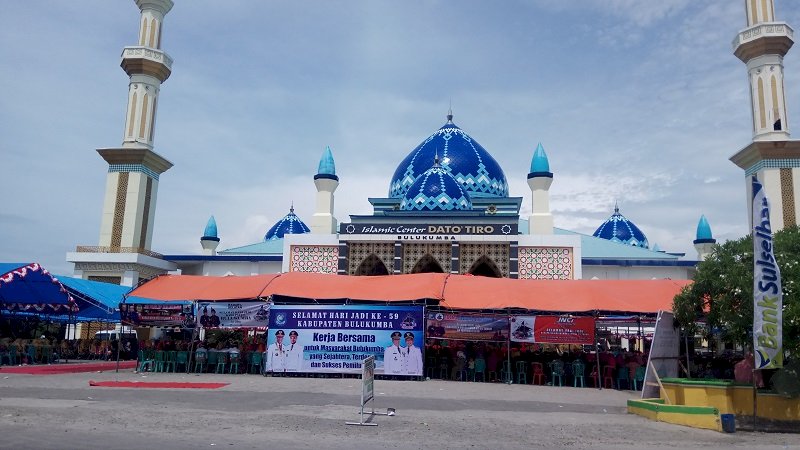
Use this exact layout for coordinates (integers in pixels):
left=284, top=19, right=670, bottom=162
left=266, top=305, right=424, bottom=375
left=510, top=315, right=595, bottom=344
left=642, top=310, right=680, bottom=399
left=751, top=176, right=784, bottom=369
left=120, top=303, right=194, bottom=327
left=196, top=301, right=269, bottom=329
left=426, top=312, right=508, bottom=341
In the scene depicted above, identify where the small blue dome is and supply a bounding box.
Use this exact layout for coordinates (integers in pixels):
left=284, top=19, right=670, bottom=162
left=694, top=214, right=715, bottom=244
left=389, top=114, right=508, bottom=199
left=317, top=146, right=336, bottom=176
left=530, top=143, right=551, bottom=174
left=202, top=216, right=219, bottom=241
left=400, top=159, right=472, bottom=211
left=592, top=204, right=650, bottom=249
left=264, top=206, right=311, bottom=240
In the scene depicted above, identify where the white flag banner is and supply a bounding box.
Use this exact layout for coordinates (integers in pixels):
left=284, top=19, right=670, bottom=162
left=751, top=175, right=783, bottom=369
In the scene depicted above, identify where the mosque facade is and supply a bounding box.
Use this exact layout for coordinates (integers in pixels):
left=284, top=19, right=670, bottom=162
left=72, top=0, right=800, bottom=287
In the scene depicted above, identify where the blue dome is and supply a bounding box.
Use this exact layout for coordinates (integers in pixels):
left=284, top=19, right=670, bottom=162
left=592, top=204, right=650, bottom=249
left=264, top=206, right=311, bottom=240
left=202, top=215, right=219, bottom=240
left=694, top=214, right=715, bottom=244
left=400, top=159, right=472, bottom=211
left=530, top=143, right=550, bottom=174
left=389, top=115, right=508, bottom=199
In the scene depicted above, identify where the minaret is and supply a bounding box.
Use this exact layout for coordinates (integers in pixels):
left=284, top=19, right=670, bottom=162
left=68, top=0, right=176, bottom=286
left=312, top=146, right=339, bottom=234
left=693, top=215, right=716, bottom=261
left=730, top=0, right=799, bottom=230
left=527, top=143, right=554, bottom=234
left=201, top=216, right=220, bottom=256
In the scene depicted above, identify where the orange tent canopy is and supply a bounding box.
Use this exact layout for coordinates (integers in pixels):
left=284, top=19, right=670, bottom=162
left=441, top=277, right=691, bottom=313
left=128, top=272, right=690, bottom=314
left=262, top=272, right=447, bottom=301
left=128, top=273, right=280, bottom=301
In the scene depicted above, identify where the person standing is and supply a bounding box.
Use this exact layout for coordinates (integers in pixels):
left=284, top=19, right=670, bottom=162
left=266, top=330, right=287, bottom=374
left=383, top=331, right=405, bottom=375
left=404, top=332, right=423, bottom=376
left=285, top=330, right=303, bottom=372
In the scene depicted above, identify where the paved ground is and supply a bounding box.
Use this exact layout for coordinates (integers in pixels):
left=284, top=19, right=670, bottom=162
left=0, top=368, right=797, bottom=449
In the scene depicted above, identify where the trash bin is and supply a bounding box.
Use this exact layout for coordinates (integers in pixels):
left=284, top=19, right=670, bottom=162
left=720, top=413, right=736, bottom=433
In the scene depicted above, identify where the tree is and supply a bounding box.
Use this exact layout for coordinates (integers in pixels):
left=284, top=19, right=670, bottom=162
left=673, top=226, right=800, bottom=358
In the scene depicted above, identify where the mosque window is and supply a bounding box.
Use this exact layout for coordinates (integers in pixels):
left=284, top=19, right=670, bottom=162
left=758, top=77, right=766, bottom=129
left=354, top=254, right=390, bottom=276
left=138, top=94, right=149, bottom=139
left=771, top=75, right=781, bottom=130
left=127, top=92, right=137, bottom=137
left=467, top=256, right=502, bottom=278
left=139, top=17, right=147, bottom=46
left=148, top=18, right=157, bottom=47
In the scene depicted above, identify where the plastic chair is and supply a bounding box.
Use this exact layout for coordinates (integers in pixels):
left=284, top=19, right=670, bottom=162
left=249, top=351, right=264, bottom=374
left=215, top=352, right=228, bottom=374
left=616, top=367, right=630, bottom=390
left=205, top=351, right=218, bottom=373
left=42, top=346, right=55, bottom=364
left=162, top=351, right=177, bottom=373
left=633, top=366, right=646, bottom=390
left=602, top=366, right=615, bottom=389
left=531, top=362, right=545, bottom=385
left=515, top=361, right=528, bottom=384
left=137, top=350, right=154, bottom=372
left=572, top=360, right=586, bottom=388
left=175, top=351, right=189, bottom=372
left=473, top=358, right=486, bottom=382
left=228, top=352, right=240, bottom=374
left=500, top=360, right=513, bottom=383
left=425, top=358, right=436, bottom=378
left=549, top=360, right=565, bottom=386
left=438, top=358, right=449, bottom=380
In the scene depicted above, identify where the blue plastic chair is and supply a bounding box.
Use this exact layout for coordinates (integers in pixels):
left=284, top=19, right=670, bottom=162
left=572, top=360, right=586, bottom=387
left=474, top=358, right=487, bottom=382
left=616, top=367, right=630, bottom=390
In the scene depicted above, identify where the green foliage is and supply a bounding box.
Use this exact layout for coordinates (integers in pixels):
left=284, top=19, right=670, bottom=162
left=673, top=226, right=800, bottom=357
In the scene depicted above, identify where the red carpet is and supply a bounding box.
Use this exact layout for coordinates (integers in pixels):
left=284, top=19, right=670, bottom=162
left=89, top=380, right=228, bottom=389
left=0, top=361, right=137, bottom=375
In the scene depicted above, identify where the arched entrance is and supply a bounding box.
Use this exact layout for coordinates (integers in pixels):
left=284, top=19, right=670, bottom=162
left=355, top=254, right=390, bottom=276
left=467, top=256, right=502, bottom=278
left=411, top=254, right=445, bottom=274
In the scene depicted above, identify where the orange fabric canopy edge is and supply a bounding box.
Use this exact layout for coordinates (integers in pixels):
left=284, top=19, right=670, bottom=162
left=262, top=272, right=448, bottom=301
left=441, top=277, right=692, bottom=313
left=128, top=273, right=280, bottom=301
left=128, top=272, right=690, bottom=314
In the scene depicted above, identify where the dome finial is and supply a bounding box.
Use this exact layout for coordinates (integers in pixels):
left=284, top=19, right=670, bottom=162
left=434, top=149, right=440, bottom=167
left=614, top=200, right=619, bottom=214
left=447, top=100, right=453, bottom=123
left=290, top=201, right=294, bottom=214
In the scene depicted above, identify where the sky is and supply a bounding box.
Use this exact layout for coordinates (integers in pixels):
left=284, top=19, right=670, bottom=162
left=2, top=1, right=800, bottom=275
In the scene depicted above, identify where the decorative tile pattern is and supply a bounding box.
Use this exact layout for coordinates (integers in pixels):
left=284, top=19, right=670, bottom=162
left=389, top=120, right=508, bottom=199
left=518, top=247, right=573, bottom=280
left=402, top=243, right=451, bottom=273
left=780, top=167, right=796, bottom=227
left=459, top=243, right=509, bottom=277
left=109, top=164, right=160, bottom=181
left=289, top=245, right=339, bottom=274
left=400, top=164, right=472, bottom=211
left=348, top=242, right=394, bottom=275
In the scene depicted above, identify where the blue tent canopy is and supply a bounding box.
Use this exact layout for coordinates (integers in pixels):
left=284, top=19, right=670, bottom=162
left=0, top=263, right=74, bottom=308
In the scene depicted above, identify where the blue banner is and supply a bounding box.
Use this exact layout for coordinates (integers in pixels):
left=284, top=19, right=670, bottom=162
left=266, top=305, right=424, bottom=375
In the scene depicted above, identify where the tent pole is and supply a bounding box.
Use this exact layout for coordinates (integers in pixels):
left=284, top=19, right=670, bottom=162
left=595, top=312, right=601, bottom=390
left=506, top=316, right=511, bottom=385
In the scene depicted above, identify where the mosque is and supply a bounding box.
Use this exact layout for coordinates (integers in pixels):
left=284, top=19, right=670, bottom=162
left=67, top=0, right=798, bottom=288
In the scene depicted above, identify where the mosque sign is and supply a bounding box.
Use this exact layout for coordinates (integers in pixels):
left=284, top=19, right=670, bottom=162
left=340, top=223, right=517, bottom=237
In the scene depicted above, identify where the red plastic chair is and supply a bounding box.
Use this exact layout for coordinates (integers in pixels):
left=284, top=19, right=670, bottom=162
left=531, top=362, right=545, bottom=385
left=602, top=366, right=615, bottom=389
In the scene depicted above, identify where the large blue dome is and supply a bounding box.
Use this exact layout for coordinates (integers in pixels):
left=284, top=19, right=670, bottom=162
left=264, top=206, right=311, bottom=240
left=389, top=115, right=508, bottom=199
left=592, top=205, right=650, bottom=249
left=400, top=159, right=472, bottom=211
